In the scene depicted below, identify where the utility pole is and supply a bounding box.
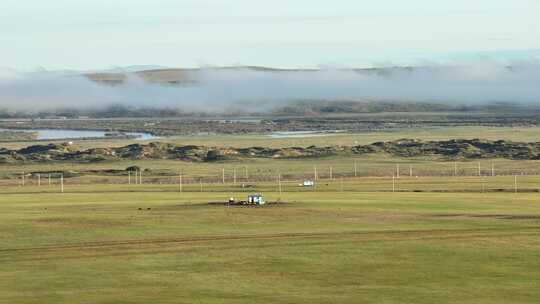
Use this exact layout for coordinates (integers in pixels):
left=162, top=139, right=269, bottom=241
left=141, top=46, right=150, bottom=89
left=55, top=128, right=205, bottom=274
left=479, top=162, right=483, bottom=177
left=178, top=173, right=183, bottom=193
left=128, top=172, right=131, bottom=185
left=222, top=168, right=225, bottom=184
left=396, top=164, right=400, bottom=179
left=314, top=165, right=318, bottom=181
left=392, top=175, right=395, bottom=193
left=329, top=166, right=333, bottom=180
left=278, top=174, right=282, bottom=194
left=481, top=177, right=485, bottom=193
left=60, top=174, right=64, bottom=193
left=409, top=165, right=413, bottom=177
left=37, top=174, right=41, bottom=187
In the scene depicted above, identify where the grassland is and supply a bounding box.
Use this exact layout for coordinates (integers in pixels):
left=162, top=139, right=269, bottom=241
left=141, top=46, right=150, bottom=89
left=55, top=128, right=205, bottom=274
left=1, top=154, right=540, bottom=185
left=2, top=125, right=540, bottom=150
left=0, top=131, right=37, bottom=142
left=1, top=127, right=540, bottom=303
left=1, top=188, right=540, bottom=303
left=1, top=174, right=540, bottom=195
left=161, top=126, right=540, bottom=148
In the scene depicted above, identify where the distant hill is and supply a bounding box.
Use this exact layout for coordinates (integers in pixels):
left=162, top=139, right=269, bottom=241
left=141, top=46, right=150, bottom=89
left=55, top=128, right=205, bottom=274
left=83, top=66, right=416, bottom=86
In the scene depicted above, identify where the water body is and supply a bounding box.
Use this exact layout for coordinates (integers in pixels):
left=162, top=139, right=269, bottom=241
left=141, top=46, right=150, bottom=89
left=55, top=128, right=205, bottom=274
left=0, top=128, right=157, bottom=141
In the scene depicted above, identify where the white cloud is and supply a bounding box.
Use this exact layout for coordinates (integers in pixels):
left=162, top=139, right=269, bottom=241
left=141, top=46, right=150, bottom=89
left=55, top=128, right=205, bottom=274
left=0, top=61, right=539, bottom=113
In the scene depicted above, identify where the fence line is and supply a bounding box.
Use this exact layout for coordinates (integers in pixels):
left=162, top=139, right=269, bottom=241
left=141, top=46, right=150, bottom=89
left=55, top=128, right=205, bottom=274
left=1, top=172, right=539, bottom=194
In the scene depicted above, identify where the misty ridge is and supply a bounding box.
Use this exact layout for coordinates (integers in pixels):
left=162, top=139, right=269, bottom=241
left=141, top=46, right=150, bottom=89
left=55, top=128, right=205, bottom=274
left=1, top=61, right=540, bottom=117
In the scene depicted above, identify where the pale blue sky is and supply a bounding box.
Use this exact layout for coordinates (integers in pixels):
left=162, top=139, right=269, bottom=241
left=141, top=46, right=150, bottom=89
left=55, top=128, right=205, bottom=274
left=1, top=0, right=539, bottom=70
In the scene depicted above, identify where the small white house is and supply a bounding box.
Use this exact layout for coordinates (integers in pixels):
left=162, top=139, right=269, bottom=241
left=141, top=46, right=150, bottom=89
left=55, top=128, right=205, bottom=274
left=303, top=180, right=315, bottom=187
left=248, top=194, right=265, bottom=205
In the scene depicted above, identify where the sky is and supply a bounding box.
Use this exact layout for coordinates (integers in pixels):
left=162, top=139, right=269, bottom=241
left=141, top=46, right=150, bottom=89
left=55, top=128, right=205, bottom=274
left=1, top=0, right=539, bottom=70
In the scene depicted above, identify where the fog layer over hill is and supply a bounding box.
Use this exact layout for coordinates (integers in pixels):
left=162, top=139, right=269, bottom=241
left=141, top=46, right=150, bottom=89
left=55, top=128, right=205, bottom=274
left=0, top=62, right=539, bottom=115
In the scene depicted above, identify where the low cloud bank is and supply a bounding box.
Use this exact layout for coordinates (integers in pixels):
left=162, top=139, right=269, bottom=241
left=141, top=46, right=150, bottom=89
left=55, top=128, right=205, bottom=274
left=1, top=62, right=539, bottom=113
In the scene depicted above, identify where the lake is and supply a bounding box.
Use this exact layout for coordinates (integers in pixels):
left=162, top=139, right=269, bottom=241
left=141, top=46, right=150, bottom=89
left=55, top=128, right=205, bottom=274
left=0, top=128, right=158, bottom=141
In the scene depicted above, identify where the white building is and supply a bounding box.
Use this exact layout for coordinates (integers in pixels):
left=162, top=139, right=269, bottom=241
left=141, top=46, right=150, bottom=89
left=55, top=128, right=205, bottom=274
left=248, top=194, right=265, bottom=205
left=303, top=180, right=315, bottom=187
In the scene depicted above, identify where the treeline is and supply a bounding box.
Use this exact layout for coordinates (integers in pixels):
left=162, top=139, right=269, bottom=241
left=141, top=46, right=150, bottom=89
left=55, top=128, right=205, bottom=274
left=273, top=101, right=540, bottom=115
left=0, top=106, right=193, bottom=119
left=1, top=101, right=539, bottom=119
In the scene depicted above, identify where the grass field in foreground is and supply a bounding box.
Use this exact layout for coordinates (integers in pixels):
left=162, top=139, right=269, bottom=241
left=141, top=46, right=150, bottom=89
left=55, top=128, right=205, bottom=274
left=1, top=188, right=540, bottom=303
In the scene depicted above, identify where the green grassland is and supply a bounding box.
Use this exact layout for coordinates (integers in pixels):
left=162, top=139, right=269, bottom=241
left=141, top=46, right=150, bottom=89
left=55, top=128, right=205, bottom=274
left=1, top=175, right=540, bottom=194
left=0, top=131, right=37, bottom=142
left=2, top=127, right=540, bottom=303
left=1, top=154, right=540, bottom=185
left=1, top=188, right=540, bottom=303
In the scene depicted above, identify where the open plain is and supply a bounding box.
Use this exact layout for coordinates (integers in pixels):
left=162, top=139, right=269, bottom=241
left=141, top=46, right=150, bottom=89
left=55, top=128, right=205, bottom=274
left=1, top=122, right=540, bottom=303
left=1, top=188, right=540, bottom=303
